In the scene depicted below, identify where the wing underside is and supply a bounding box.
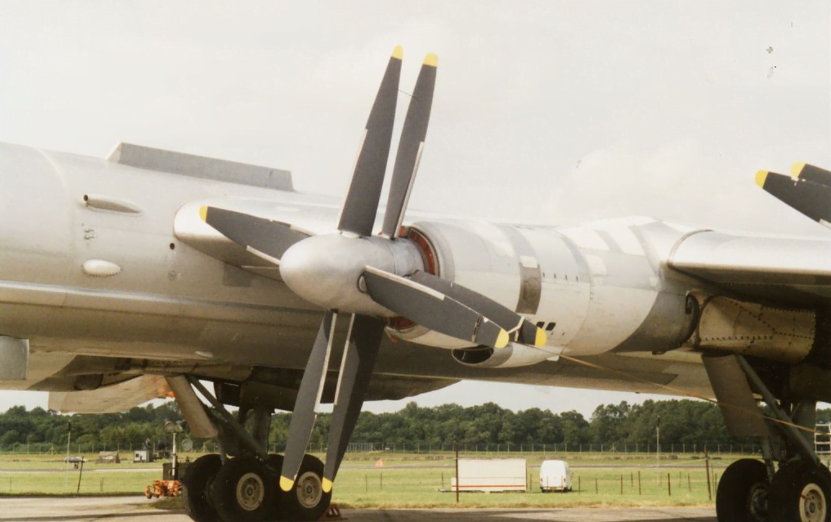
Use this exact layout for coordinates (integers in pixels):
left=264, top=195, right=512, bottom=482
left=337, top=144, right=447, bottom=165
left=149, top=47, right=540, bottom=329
left=668, top=230, right=831, bottom=307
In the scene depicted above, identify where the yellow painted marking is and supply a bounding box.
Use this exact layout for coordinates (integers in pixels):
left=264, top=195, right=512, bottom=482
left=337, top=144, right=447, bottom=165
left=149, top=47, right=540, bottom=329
left=495, top=330, right=509, bottom=349
left=279, top=476, right=294, bottom=492
left=392, top=45, right=403, bottom=60
left=322, top=477, right=333, bottom=493
left=199, top=206, right=208, bottom=221
left=791, top=161, right=807, bottom=179
left=424, top=53, right=438, bottom=67
left=755, top=170, right=768, bottom=188
left=534, top=328, right=547, bottom=347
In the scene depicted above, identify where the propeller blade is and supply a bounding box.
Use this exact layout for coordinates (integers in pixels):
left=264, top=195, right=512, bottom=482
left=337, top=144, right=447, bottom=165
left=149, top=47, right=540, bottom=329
left=381, top=53, right=438, bottom=238
left=362, top=266, right=509, bottom=349
left=791, top=162, right=831, bottom=187
left=409, top=271, right=546, bottom=347
left=280, top=311, right=337, bottom=491
left=337, top=46, right=403, bottom=237
left=322, top=314, right=386, bottom=492
left=200, top=206, right=310, bottom=264
left=756, top=170, right=831, bottom=226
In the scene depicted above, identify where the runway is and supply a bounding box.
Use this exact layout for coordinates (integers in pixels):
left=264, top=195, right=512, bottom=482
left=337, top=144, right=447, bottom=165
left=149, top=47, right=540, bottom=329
left=0, top=496, right=717, bottom=522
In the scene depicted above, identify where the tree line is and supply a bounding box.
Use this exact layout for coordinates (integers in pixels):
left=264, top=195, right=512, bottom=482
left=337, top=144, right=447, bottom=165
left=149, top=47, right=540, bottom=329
left=1, top=399, right=829, bottom=450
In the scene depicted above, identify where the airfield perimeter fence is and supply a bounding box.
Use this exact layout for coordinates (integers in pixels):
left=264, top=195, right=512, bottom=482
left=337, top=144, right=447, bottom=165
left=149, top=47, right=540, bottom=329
left=0, top=440, right=763, bottom=457
left=0, top=441, right=741, bottom=500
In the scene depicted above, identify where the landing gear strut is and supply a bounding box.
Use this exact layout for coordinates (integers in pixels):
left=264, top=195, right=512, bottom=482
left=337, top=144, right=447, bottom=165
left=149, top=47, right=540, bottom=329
left=706, top=355, right=831, bottom=522
left=176, top=377, right=331, bottom=522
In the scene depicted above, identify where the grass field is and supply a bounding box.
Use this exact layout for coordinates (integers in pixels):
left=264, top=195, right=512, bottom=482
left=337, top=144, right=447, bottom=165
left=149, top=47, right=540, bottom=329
left=0, top=451, right=740, bottom=507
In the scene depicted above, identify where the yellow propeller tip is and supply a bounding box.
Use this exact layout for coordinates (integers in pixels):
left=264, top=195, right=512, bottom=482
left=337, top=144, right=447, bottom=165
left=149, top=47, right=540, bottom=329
left=392, top=45, right=403, bottom=60
left=198, top=206, right=208, bottom=222
left=424, top=53, right=438, bottom=67
left=322, top=478, right=333, bottom=493
left=791, top=161, right=806, bottom=179
left=534, top=328, right=547, bottom=348
left=755, top=170, right=768, bottom=188
left=279, top=476, right=294, bottom=492
left=495, top=330, right=510, bottom=349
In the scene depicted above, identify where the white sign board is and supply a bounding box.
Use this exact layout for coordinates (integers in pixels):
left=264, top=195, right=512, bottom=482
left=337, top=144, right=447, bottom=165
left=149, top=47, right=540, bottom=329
left=451, top=458, right=527, bottom=492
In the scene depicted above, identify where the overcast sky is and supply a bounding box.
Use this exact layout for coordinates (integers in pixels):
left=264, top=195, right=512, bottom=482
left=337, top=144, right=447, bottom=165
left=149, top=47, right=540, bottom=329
left=0, top=1, right=828, bottom=417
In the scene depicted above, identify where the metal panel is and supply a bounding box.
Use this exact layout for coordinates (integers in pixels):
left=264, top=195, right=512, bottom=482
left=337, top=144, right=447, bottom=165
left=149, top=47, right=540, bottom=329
left=108, top=143, right=293, bottom=191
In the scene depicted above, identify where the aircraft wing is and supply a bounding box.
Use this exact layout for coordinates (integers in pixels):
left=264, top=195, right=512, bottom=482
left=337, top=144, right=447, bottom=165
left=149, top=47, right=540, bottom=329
left=48, top=374, right=171, bottom=414
left=668, top=230, right=831, bottom=307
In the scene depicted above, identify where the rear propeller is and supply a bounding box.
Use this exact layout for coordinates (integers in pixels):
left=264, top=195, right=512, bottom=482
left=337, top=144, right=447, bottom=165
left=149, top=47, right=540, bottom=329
left=756, top=162, right=831, bottom=228
left=201, top=46, right=547, bottom=493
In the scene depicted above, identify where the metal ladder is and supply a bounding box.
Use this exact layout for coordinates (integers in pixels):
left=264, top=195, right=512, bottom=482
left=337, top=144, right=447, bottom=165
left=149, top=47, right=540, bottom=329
left=814, top=423, right=831, bottom=468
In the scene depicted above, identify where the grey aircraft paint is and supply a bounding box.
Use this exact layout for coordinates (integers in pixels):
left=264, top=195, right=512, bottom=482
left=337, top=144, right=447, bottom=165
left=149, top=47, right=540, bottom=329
left=1, top=142, right=829, bottom=405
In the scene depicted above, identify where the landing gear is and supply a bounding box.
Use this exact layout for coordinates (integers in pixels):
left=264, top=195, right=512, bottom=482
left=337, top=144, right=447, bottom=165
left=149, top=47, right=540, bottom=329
left=210, top=456, right=275, bottom=522
left=769, top=461, right=831, bottom=522
left=704, top=354, right=831, bottom=522
left=181, top=454, right=222, bottom=522
left=174, top=377, right=333, bottom=522
left=284, top=454, right=332, bottom=521
left=716, top=459, right=769, bottom=522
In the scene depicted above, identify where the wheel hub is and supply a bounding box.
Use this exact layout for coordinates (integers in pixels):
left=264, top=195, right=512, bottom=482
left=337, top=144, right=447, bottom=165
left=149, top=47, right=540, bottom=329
left=800, top=483, right=827, bottom=522
left=748, top=482, right=769, bottom=521
left=235, top=472, right=265, bottom=512
left=296, top=470, right=323, bottom=509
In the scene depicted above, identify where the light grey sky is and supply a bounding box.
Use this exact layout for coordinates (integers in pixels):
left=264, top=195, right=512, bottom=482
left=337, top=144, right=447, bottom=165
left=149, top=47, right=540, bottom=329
left=0, top=1, right=828, bottom=417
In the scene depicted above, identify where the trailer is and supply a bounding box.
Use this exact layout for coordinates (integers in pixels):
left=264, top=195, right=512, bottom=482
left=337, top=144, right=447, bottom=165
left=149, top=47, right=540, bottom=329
left=450, top=458, right=527, bottom=493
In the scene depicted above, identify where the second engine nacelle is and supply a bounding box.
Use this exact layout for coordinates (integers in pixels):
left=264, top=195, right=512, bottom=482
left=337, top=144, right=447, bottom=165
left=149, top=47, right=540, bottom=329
left=385, top=219, right=552, bottom=349
left=452, top=343, right=554, bottom=369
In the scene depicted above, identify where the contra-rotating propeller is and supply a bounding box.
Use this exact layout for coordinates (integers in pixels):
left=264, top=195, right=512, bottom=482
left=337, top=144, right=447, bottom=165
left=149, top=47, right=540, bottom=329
left=200, top=46, right=547, bottom=494
left=756, top=162, right=831, bottom=227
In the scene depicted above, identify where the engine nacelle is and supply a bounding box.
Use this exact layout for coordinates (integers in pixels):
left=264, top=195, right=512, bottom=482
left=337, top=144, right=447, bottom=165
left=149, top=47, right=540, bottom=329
left=386, top=220, right=545, bottom=349
left=452, top=343, right=553, bottom=369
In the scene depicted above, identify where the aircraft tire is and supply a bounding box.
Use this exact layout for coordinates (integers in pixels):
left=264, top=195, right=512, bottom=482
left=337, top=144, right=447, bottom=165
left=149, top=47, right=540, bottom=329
left=210, top=456, right=274, bottom=522
left=715, top=458, right=769, bottom=522
left=769, top=461, right=831, bottom=522
left=265, top=454, right=291, bottom=521
left=181, top=453, right=222, bottom=522
left=285, top=454, right=332, bottom=521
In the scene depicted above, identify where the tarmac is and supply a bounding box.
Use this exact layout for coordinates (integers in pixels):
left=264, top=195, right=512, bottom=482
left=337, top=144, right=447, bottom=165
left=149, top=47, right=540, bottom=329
left=0, top=496, right=718, bottom=522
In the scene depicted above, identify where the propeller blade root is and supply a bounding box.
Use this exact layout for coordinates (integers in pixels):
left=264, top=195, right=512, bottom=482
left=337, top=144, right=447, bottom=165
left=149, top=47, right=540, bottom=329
left=362, top=266, right=509, bottom=349
left=409, top=271, right=546, bottom=347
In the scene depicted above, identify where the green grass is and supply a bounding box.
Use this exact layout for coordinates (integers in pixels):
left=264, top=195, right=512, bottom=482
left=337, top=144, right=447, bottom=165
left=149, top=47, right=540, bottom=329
left=0, top=451, right=739, bottom=506
left=332, top=459, right=722, bottom=508
left=0, top=471, right=159, bottom=495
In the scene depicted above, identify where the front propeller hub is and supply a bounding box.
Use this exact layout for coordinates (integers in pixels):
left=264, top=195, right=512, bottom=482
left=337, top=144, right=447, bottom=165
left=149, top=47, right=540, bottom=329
left=279, top=234, right=424, bottom=315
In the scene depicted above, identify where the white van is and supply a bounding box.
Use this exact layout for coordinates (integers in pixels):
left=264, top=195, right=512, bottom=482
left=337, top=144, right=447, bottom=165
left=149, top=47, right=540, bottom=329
left=539, top=459, right=572, bottom=492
